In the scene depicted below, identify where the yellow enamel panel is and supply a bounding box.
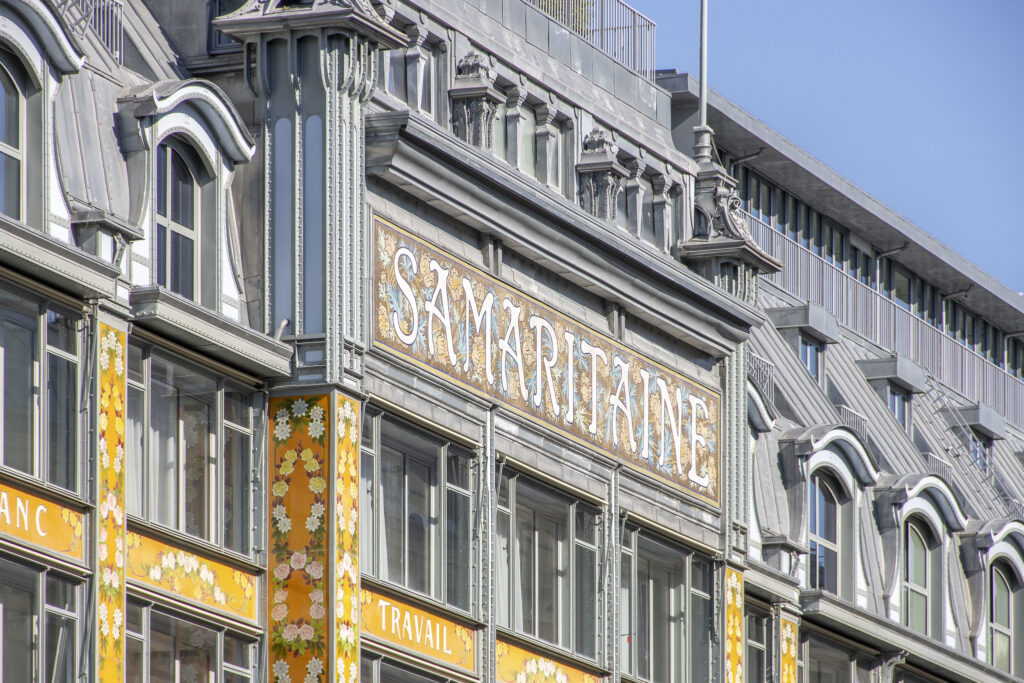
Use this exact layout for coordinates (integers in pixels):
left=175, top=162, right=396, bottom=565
left=725, top=567, right=743, bottom=683
left=268, top=395, right=332, bottom=682
left=360, top=588, right=475, bottom=673
left=0, top=479, right=84, bottom=561
left=780, top=617, right=798, bottom=683
left=496, top=640, right=600, bottom=683
left=125, top=531, right=258, bottom=622
left=97, top=324, right=127, bottom=681
left=334, top=394, right=361, bottom=682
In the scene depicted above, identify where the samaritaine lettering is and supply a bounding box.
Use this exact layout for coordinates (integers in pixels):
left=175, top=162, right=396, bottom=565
left=375, top=220, right=721, bottom=504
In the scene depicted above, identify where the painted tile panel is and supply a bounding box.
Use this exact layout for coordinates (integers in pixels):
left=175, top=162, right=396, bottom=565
left=0, top=479, right=84, bottom=561
left=496, top=640, right=599, bottom=683
left=97, top=324, right=126, bottom=680
left=125, top=530, right=258, bottom=622
left=725, top=567, right=743, bottom=683
left=374, top=218, right=721, bottom=505
left=780, top=617, right=798, bottom=683
left=335, top=394, right=360, bottom=683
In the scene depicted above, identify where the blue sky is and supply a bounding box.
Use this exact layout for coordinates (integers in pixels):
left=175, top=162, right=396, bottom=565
left=626, top=0, right=1024, bottom=294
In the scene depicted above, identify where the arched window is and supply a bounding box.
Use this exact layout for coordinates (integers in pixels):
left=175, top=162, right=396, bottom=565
left=0, top=59, right=23, bottom=220
left=989, top=560, right=1024, bottom=674
left=155, top=142, right=199, bottom=299
left=808, top=472, right=841, bottom=594
left=902, top=519, right=937, bottom=636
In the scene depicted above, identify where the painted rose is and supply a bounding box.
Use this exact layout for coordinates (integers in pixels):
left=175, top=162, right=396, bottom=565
left=306, top=561, right=324, bottom=579
left=309, top=603, right=325, bottom=619
left=272, top=603, right=289, bottom=621
left=275, top=589, right=288, bottom=603
left=298, top=624, right=315, bottom=641
left=290, top=551, right=307, bottom=571
left=274, top=563, right=291, bottom=580
left=309, top=477, right=326, bottom=494
left=282, top=624, right=300, bottom=641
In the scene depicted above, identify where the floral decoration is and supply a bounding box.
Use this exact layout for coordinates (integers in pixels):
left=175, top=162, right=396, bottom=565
left=496, top=639, right=599, bottom=683
left=335, top=394, right=361, bottom=683
left=97, top=324, right=126, bottom=681
left=725, top=567, right=744, bottom=683
left=780, top=618, right=798, bottom=683
left=125, top=531, right=258, bottom=622
left=269, top=395, right=331, bottom=683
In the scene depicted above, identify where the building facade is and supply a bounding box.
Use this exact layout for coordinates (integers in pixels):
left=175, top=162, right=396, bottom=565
left=0, top=0, right=1022, bottom=682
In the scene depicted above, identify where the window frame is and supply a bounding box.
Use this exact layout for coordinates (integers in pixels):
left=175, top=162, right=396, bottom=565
left=154, top=141, right=202, bottom=301
left=496, top=468, right=600, bottom=659
left=0, top=284, right=82, bottom=494
left=126, top=340, right=256, bottom=556
left=799, top=334, right=823, bottom=382
left=807, top=472, right=842, bottom=595
left=359, top=410, right=475, bottom=614
left=888, top=383, right=910, bottom=429
left=745, top=605, right=771, bottom=683
left=902, top=518, right=938, bottom=637
left=125, top=598, right=256, bottom=683
left=0, top=58, right=23, bottom=221
left=618, top=525, right=713, bottom=683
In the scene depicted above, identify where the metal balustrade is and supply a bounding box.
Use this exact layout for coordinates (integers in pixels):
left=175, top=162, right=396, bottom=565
left=746, top=350, right=774, bottom=406
left=747, top=211, right=1024, bottom=430
left=838, top=405, right=868, bottom=442
left=528, top=0, right=656, bottom=80
left=53, top=0, right=123, bottom=64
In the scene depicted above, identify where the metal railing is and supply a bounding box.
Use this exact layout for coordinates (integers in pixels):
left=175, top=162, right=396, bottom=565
left=528, top=0, right=656, bottom=80
left=748, top=212, right=1024, bottom=430
left=746, top=350, right=774, bottom=406
left=53, top=0, right=123, bottom=64
left=838, top=405, right=868, bottom=443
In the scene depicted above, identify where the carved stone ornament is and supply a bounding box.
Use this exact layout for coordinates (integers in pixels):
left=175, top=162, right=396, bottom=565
left=576, top=129, right=627, bottom=221
left=448, top=52, right=502, bottom=150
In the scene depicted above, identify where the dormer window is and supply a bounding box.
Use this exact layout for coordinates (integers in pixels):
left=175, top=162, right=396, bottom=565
left=808, top=472, right=841, bottom=594
left=888, top=383, right=910, bottom=429
left=800, top=334, right=822, bottom=381
left=155, top=143, right=198, bottom=300
left=902, top=518, right=939, bottom=636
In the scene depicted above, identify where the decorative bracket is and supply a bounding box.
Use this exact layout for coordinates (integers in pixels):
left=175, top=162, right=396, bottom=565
left=448, top=52, right=502, bottom=150
left=576, top=129, right=627, bottom=221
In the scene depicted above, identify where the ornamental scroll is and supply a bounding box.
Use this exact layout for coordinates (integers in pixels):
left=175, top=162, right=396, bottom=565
left=373, top=218, right=721, bottom=505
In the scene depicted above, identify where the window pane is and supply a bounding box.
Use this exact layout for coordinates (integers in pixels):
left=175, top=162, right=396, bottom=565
left=447, top=447, right=471, bottom=490
left=169, top=151, right=194, bottom=229
left=446, top=489, right=470, bottom=611
left=271, top=117, right=294, bottom=334
left=149, top=613, right=217, bottom=683
left=381, top=442, right=406, bottom=585
left=406, top=457, right=434, bottom=595
left=575, top=544, right=596, bottom=658
left=156, top=223, right=167, bottom=287
left=690, top=589, right=711, bottom=682
left=150, top=373, right=178, bottom=529
left=45, top=575, right=76, bottom=611
left=992, top=630, right=1011, bottom=672
left=126, top=600, right=144, bottom=634
left=127, top=385, right=145, bottom=517
left=223, top=428, right=250, bottom=553
left=0, top=67, right=18, bottom=147
left=170, top=231, right=194, bottom=300
left=224, top=389, right=250, bottom=428
left=992, top=568, right=1011, bottom=626
left=126, top=636, right=144, bottom=682
left=45, top=611, right=76, bottom=683
left=226, top=673, right=251, bottom=683
left=907, top=589, right=928, bottom=634
left=46, top=310, right=77, bottom=355
left=620, top=552, right=632, bottom=675
left=515, top=503, right=536, bottom=635
left=182, top=395, right=212, bottom=540
left=0, top=563, right=36, bottom=683
left=360, top=451, right=374, bottom=575
left=0, top=151, right=20, bottom=219
left=156, top=145, right=167, bottom=217
left=47, top=353, right=77, bottom=490
left=908, top=526, right=927, bottom=586
left=496, top=509, right=511, bottom=627
left=0, top=294, right=35, bottom=474
left=224, top=634, right=250, bottom=668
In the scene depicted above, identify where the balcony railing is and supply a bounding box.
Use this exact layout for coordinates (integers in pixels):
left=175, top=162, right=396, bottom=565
left=53, top=0, right=123, bottom=64
left=747, top=350, right=774, bottom=406
left=529, top=0, right=656, bottom=80
left=747, top=212, right=1024, bottom=430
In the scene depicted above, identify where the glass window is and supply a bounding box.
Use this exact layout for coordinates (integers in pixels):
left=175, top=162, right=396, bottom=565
left=126, top=343, right=255, bottom=553
left=0, top=287, right=80, bottom=492
left=746, top=607, right=770, bottom=683
left=0, top=557, right=80, bottom=683
left=360, top=412, right=473, bottom=612
left=155, top=143, right=199, bottom=300
left=990, top=563, right=1014, bottom=673
left=800, top=335, right=822, bottom=381
left=902, top=520, right=934, bottom=636
left=125, top=600, right=255, bottom=683
left=211, top=0, right=246, bottom=48
left=0, top=62, right=21, bottom=220
left=888, top=383, right=909, bottom=429
left=497, top=470, right=598, bottom=658
left=808, top=473, right=840, bottom=594
left=619, top=527, right=712, bottom=682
